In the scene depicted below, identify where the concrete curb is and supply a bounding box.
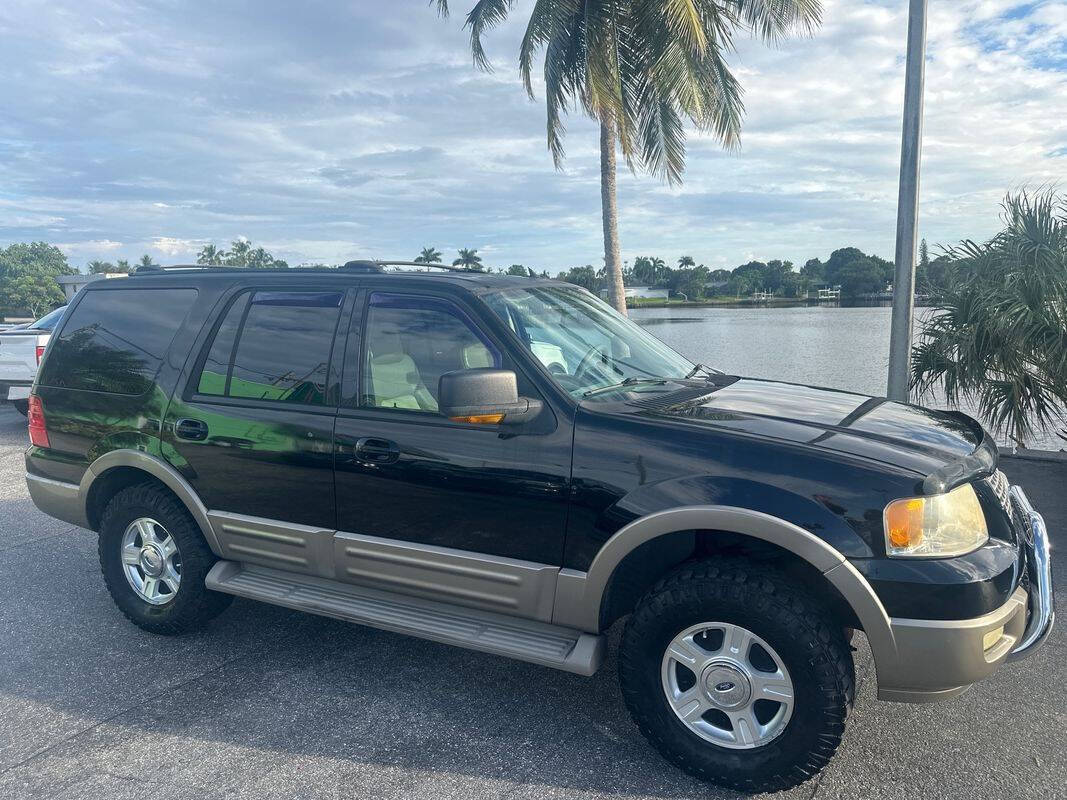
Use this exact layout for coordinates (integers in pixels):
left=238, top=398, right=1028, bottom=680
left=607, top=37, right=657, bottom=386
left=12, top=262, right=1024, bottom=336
left=999, top=446, right=1067, bottom=464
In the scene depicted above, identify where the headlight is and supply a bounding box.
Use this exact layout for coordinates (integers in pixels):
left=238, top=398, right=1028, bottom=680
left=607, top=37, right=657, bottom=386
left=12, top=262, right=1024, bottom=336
left=883, top=483, right=988, bottom=557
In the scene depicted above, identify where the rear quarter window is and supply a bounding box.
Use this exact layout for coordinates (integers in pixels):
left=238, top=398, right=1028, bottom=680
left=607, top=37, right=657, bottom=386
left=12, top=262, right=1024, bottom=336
left=38, top=288, right=198, bottom=395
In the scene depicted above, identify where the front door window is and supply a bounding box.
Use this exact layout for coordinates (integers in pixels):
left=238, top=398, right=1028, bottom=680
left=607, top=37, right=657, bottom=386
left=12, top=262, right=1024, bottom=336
left=359, top=292, right=500, bottom=413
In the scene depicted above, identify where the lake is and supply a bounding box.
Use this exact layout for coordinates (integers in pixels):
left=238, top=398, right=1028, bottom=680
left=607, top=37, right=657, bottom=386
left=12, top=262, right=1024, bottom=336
left=630, top=304, right=1064, bottom=452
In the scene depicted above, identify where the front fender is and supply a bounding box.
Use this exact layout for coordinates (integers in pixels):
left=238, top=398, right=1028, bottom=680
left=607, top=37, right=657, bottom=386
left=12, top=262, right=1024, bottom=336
left=552, top=504, right=898, bottom=693
left=599, top=475, right=875, bottom=559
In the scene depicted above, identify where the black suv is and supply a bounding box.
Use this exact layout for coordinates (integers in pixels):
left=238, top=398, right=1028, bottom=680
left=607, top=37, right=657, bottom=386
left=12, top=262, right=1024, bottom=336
left=25, top=264, right=1054, bottom=792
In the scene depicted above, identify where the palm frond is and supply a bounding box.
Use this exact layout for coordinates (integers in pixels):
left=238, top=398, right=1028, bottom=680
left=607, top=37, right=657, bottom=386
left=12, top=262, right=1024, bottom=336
left=727, top=0, right=822, bottom=42
left=465, top=0, right=516, bottom=70
left=439, top=0, right=821, bottom=180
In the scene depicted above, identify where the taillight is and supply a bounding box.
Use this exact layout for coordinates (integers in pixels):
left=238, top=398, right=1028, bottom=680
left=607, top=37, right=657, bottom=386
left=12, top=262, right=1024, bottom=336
left=27, top=395, right=49, bottom=448
left=35, top=344, right=46, bottom=365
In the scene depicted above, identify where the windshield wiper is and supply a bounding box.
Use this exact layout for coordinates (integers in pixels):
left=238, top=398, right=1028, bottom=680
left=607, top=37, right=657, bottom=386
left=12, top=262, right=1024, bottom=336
left=685, top=363, right=724, bottom=379
left=583, top=377, right=669, bottom=397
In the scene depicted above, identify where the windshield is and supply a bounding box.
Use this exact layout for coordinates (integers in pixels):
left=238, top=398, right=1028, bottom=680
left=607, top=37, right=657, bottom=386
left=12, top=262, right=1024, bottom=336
left=31, top=306, right=66, bottom=331
left=483, top=286, right=695, bottom=397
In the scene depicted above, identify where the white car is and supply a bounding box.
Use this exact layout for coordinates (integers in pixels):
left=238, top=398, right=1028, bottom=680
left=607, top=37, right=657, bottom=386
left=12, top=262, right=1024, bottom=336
left=0, top=306, right=65, bottom=415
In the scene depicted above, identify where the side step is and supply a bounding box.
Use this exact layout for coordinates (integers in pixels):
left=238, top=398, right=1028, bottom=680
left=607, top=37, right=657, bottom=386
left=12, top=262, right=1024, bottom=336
left=206, top=561, right=606, bottom=676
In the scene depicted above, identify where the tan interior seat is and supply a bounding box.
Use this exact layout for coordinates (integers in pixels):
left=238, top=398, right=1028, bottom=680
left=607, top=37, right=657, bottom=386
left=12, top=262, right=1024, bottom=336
left=366, top=332, right=437, bottom=411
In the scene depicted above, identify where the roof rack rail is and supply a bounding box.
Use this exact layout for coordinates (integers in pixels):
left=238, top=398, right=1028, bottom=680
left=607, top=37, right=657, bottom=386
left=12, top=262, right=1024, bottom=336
left=130, top=264, right=208, bottom=274
left=340, top=260, right=480, bottom=274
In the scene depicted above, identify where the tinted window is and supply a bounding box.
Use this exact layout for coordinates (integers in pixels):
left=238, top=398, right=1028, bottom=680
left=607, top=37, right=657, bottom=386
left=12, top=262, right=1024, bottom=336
left=39, top=289, right=197, bottom=395
left=196, top=290, right=342, bottom=406
left=196, top=293, right=249, bottom=396
left=359, top=293, right=499, bottom=412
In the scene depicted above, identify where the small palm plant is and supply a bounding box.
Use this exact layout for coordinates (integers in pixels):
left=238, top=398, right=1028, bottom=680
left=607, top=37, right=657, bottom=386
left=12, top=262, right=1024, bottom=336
left=911, top=189, right=1067, bottom=447
left=453, top=248, right=483, bottom=271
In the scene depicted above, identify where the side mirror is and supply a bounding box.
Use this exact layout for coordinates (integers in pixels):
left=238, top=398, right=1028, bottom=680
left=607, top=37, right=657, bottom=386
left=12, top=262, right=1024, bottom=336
left=438, top=369, right=543, bottom=425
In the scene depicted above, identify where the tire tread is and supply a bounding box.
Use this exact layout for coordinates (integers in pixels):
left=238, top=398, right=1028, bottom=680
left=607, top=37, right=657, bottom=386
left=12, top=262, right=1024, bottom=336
left=98, top=482, right=231, bottom=634
left=619, top=557, right=855, bottom=793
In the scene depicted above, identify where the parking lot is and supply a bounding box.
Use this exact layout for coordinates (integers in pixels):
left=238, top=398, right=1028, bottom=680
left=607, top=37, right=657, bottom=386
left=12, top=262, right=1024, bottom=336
left=0, top=403, right=1062, bottom=800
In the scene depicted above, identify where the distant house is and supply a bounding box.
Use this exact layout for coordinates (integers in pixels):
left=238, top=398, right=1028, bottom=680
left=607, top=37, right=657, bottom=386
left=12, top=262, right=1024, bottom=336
left=56, top=272, right=127, bottom=301
left=600, top=285, right=669, bottom=301
left=816, top=286, right=842, bottom=300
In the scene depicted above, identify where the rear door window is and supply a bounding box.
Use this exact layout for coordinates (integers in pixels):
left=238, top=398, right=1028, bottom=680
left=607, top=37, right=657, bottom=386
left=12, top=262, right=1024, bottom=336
left=37, top=288, right=198, bottom=395
left=195, top=290, right=343, bottom=406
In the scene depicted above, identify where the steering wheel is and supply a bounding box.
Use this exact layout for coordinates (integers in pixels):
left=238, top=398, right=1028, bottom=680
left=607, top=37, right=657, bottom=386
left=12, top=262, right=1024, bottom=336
left=572, top=343, right=609, bottom=384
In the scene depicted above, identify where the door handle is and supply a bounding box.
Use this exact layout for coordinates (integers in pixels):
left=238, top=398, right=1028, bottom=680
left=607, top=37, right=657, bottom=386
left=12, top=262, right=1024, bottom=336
left=174, top=418, right=209, bottom=442
left=353, top=436, right=400, bottom=465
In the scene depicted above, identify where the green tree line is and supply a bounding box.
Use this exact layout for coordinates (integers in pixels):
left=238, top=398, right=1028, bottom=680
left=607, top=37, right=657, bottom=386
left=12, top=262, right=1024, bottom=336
left=547, top=242, right=953, bottom=301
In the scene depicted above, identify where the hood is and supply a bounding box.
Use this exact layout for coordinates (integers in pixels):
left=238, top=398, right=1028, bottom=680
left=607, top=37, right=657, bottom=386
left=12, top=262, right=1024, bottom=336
left=596, top=377, right=991, bottom=484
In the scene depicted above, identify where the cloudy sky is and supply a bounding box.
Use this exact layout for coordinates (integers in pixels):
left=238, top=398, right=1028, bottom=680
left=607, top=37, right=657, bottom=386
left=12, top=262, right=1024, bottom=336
left=0, top=0, right=1064, bottom=273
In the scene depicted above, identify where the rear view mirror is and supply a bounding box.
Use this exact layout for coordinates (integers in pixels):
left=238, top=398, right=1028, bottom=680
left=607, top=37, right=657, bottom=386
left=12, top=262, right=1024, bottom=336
left=438, top=369, right=543, bottom=425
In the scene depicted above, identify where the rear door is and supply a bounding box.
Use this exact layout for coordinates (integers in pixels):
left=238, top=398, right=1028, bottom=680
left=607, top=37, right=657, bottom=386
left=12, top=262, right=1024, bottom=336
left=163, top=286, right=353, bottom=576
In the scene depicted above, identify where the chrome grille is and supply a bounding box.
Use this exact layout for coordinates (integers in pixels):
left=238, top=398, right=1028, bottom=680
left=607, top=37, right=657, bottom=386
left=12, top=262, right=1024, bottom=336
left=985, top=469, right=1011, bottom=511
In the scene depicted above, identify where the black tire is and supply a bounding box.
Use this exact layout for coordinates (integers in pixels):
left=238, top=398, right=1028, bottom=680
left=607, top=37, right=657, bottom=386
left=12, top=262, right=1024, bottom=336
left=12, top=399, right=28, bottom=416
left=98, top=482, right=232, bottom=634
left=619, top=558, right=854, bottom=793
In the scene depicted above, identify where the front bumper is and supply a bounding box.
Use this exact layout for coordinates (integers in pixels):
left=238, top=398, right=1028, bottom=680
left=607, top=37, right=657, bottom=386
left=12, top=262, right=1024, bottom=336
left=877, top=485, right=1055, bottom=703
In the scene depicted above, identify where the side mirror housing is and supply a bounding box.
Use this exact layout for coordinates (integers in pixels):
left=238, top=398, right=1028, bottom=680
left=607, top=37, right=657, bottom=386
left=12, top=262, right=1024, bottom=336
left=438, top=369, right=543, bottom=425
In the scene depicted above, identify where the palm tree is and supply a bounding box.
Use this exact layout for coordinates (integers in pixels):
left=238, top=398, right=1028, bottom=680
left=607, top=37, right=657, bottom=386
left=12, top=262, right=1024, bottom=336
left=453, top=248, right=483, bottom=271
left=434, top=1, right=821, bottom=314
left=197, top=244, right=223, bottom=265
left=414, top=247, right=443, bottom=264
left=678, top=255, right=696, bottom=269
left=226, top=239, right=252, bottom=267
left=911, top=189, right=1067, bottom=447
left=86, top=260, right=114, bottom=274
left=138, top=254, right=157, bottom=269
left=650, top=257, right=666, bottom=285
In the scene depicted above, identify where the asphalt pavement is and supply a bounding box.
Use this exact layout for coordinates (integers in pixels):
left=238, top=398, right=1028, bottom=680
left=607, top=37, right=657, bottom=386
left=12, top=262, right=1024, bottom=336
left=0, top=404, right=1062, bottom=800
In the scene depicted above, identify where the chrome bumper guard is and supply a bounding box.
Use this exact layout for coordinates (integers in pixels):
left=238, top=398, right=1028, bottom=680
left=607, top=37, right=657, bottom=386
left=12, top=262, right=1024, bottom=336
left=1006, top=486, right=1055, bottom=661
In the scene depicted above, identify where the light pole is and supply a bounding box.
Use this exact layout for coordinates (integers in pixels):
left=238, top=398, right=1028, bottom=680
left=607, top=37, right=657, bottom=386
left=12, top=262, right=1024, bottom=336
left=887, top=0, right=928, bottom=402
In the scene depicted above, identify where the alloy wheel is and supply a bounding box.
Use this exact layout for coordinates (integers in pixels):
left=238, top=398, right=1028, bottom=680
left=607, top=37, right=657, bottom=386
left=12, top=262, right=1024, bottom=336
left=120, top=517, right=182, bottom=605
left=661, top=621, right=794, bottom=749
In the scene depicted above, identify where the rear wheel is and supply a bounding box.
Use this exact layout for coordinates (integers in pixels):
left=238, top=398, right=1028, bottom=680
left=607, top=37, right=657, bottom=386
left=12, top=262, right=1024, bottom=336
left=619, top=558, right=854, bottom=793
left=12, top=399, right=28, bottom=416
left=98, top=483, right=232, bottom=634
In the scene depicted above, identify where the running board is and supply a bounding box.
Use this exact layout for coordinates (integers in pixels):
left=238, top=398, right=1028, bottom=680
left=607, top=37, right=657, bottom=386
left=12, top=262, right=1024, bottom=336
left=206, top=561, right=605, bottom=676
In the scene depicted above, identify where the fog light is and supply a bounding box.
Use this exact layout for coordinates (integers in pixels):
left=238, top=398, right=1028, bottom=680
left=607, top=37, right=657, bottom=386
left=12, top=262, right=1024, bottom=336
left=982, top=626, right=1004, bottom=652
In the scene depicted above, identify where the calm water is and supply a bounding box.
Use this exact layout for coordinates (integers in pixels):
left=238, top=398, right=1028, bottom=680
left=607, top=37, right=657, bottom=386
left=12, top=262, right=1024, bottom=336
left=631, top=304, right=1063, bottom=452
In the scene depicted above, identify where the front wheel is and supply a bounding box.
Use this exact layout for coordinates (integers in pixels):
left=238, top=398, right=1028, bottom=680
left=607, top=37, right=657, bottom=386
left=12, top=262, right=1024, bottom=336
left=619, top=558, right=855, bottom=793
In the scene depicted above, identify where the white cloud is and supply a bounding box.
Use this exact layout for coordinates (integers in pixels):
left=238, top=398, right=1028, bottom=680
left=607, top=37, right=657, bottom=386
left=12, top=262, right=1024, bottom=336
left=149, top=237, right=203, bottom=257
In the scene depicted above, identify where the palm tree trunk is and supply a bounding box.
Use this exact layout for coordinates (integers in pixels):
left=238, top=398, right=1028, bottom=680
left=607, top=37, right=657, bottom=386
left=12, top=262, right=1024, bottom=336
left=600, top=118, right=627, bottom=315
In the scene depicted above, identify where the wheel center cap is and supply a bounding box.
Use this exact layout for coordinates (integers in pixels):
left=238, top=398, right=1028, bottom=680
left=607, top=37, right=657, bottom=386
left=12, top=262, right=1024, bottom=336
left=702, top=663, right=751, bottom=709
left=139, top=545, right=164, bottom=577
